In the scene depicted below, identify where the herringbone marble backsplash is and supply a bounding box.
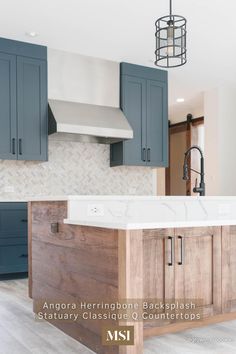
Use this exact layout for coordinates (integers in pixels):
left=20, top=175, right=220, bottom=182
left=0, top=139, right=154, bottom=197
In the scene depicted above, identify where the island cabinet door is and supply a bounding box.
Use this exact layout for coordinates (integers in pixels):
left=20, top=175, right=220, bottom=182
left=174, top=227, right=222, bottom=318
left=222, top=226, right=236, bottom=313
left=143, top=228, right=175, bottom=327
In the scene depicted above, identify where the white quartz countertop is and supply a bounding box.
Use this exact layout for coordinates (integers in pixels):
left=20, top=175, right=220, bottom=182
left=62, top=195, right=236, bottom=230
left=0, top=195, right=70, bottom=202
left=27, top=195, right=69, bottom=201
left=4, top=195, right=236, bottom=202
left=3, top=195, right=236, bottom=230
left=0, top=198, right=28, bottom=202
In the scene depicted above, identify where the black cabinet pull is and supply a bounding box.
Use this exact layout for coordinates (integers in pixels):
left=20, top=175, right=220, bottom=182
left=19, top=254, right=28, bottom=258
left=12, top=138, right=16, bottom=155
left=178, top=236, right=184, bottom=265
left=19, top=139, right=22, bottom=155
left=21, top=219, right=28, bottom=223
left=142, top=148, right=146, bottom=162
left=51, top=223, right=59, bottom=234
left=147, top=148, right=151, bottom=162
left=168, top=236, right=174, bottom=266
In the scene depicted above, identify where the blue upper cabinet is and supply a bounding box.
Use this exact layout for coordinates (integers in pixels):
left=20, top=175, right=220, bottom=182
left=110, top=62, right=168, bottom=167
left=0, top=53, right=17, bottom=159
left=121, top=75, right=147, bottom=166
left=146, top=79, right=168, bottom=167
left=0, top=38, right=48, bottom=161
left=17, top=57, right=48, bottom=160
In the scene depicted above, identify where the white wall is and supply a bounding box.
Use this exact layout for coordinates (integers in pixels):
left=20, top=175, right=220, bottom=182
left=204, top=89, right=220, bottom=195
left=204, top=85, right=236, bottom=195
left=0, top=49, right=155, bottom=198
left=169, top=93, right=204, bottom=124
left=156, top=168, right=166, bottom=195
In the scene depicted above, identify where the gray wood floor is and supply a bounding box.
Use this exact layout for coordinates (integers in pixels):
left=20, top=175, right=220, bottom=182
left=0, top=278, right=93, bottom=354
left=1, top=278, right=236, bottom=354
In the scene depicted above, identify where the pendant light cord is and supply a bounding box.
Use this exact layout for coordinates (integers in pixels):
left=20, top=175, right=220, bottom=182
left=170, top=0, right=172, bottom=18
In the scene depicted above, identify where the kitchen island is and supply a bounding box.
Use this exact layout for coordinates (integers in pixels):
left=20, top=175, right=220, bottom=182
left=28, top=196, right=236, bottom=354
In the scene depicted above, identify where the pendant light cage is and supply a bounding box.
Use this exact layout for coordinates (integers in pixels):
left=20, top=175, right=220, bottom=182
left=155, top=2, right=187, bottom=68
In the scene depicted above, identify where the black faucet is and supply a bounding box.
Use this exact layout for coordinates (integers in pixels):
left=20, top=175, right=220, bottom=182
left=183, top=145, right=206, bottom=196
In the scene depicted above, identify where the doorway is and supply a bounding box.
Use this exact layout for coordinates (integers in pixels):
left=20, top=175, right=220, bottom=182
left=165, top=115, right=204, bottom=196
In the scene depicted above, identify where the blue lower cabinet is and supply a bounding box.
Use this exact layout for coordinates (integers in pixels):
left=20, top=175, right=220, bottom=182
left=0, top=245, right=28, bottom=274
left=0, top=203, right=28, bottom=275
left=0, top=205, right=27, bottom=238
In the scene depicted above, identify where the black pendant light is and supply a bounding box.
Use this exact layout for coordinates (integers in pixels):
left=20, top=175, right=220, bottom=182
left=155, top=0, right=187, bottom=68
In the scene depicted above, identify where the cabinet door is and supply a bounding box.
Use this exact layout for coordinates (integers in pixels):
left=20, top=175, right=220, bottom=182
left=0, top=52, right=17, bottom=159
left=0, top=203, right=27, bottom=242
left=146, top=80, right=168, bottom=167
left=175, top=227, right=222, bottom=318
left=143, top=229, right=175, bottom=327
left=222, top=226, right=236, bottom=313
left=0, top=245, right=28, bottom=274
left=17, top=56, right=48, bottom=161
left=122, top=75, right=147, bottom=165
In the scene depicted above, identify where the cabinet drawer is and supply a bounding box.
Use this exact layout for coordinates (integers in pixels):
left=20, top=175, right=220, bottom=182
left=0, top=203, right=27, bottom=238
left=0, top=245, right=28, bottom=274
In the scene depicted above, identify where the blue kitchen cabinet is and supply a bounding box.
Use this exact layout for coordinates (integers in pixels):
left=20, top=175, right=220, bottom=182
left=0, top=245, right=28, bottom=274
left=117, top=75, right=147, bottom=166
left=0, top=53, right=17, bottom=159
left=0, top=203, right=28, bottom=274
left=17, top=56, right=48, bottom=160
left=0, top=37, right=48, bottom=161
left=146, top=79, right=168, bottom=166
left=110, top=62, right=168, bottom=167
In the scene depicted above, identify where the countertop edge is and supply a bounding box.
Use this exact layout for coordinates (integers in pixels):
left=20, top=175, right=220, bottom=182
left=63, top=218, right=236, bottom=230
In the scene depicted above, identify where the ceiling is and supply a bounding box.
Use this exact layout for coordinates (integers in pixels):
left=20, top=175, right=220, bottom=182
left=2, top=0, right=236, bottom=117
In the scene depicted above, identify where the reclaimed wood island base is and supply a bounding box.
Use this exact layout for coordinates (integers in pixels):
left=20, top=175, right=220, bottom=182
left=28, top=200, right=236, bottom=354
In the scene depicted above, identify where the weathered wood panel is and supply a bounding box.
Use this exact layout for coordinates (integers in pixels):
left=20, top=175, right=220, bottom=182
left=118, top=229, right=144, bottom=354
left=222, top=225, right=236, bottom=313
left=28, top=201, right=32, bottom=298
left=31, top=201, right=119, bottom=354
